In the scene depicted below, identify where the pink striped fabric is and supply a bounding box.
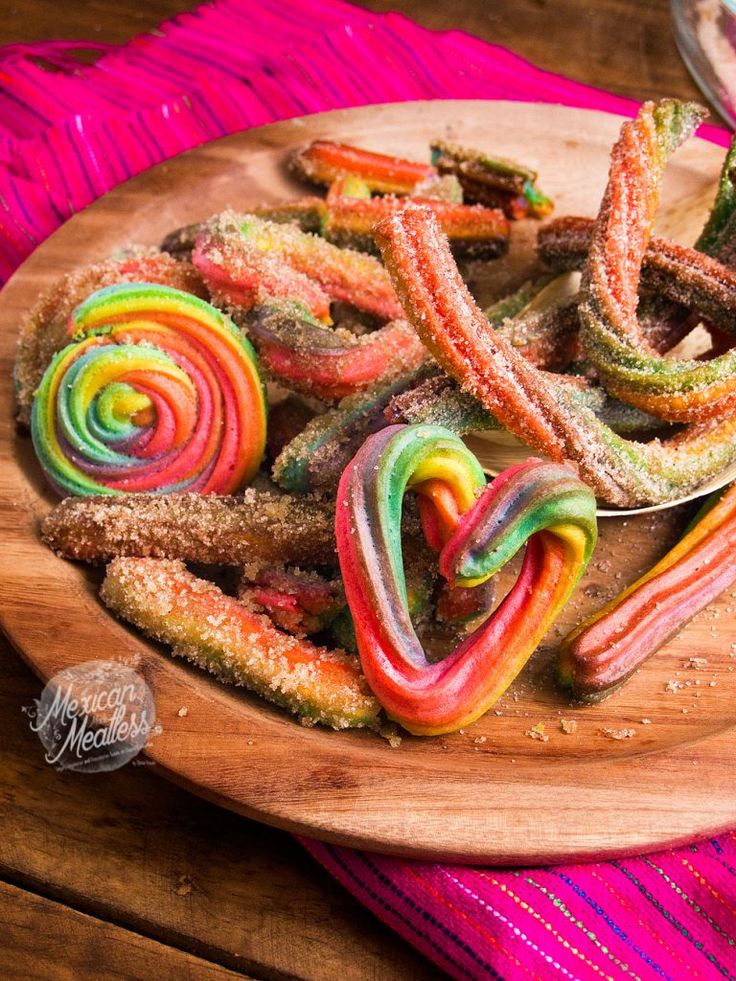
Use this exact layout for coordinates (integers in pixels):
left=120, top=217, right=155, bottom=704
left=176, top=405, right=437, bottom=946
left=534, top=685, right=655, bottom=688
left=0, top=0, right=728, bottom=284
left=302, top=835, right=736, bottom=980
left=2, top=1, right=734, bottom=977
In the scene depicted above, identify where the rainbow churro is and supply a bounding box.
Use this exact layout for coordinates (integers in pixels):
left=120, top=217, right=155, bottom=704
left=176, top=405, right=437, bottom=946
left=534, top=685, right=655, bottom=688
left=193, top=212, right=403, bottom=322
left=290, top=140, right=436, bottom=195
left=31, top=284, right=267, bottom=496
left=102, top=557, right=380, bottom=729
left=336, top=425, right=596, bottom=734
left=559, top=483, right=736, bottom=699
left=579, top=101, right=736, bottom=422
left=243, top=300, right=426, bottom=402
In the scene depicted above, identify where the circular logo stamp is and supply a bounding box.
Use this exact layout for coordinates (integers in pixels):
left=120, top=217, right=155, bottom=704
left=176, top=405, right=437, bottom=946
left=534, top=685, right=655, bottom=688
left=26, top=660, right=157, bottom=772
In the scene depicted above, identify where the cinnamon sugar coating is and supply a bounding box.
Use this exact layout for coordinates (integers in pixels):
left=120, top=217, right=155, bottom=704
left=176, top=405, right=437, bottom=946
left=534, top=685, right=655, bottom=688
left=42, top=490, right=336, bottom=566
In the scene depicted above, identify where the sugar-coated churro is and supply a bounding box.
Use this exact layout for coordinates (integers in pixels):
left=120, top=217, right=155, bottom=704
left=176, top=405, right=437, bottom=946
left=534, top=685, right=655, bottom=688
left=242, top=300, right=426, bottom=402
left=101, top=557, right=380, bottom=729
left=579, top=101, right=736, bottom=421
left=193, top=211, right=404, bottom=322
left=336, top=424, right=596, bottom=734
left=374, top=202, right=736, bottom=506
left=559, top=483, right=736, bottom=699
left=42, top=489, right=336, bottom=566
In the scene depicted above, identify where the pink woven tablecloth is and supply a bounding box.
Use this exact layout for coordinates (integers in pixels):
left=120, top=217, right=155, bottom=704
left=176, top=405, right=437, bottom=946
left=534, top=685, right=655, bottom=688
left=2, top=2, right=734, bottom=977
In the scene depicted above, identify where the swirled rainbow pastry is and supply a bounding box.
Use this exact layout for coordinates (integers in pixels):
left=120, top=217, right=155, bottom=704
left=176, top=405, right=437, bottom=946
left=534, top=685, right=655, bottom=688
left=31, top=283, right=267, bottom=496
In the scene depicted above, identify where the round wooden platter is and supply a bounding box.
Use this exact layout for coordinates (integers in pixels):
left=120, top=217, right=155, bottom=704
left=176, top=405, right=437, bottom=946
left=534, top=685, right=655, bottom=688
left=1, top=100, right=735, bottom=865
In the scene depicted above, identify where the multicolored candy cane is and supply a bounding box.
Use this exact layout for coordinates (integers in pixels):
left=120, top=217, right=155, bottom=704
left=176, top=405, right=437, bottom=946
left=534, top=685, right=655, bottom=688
left=31, top=283, right=267, bottom=496
left=336, top=424, right=597, bottom=735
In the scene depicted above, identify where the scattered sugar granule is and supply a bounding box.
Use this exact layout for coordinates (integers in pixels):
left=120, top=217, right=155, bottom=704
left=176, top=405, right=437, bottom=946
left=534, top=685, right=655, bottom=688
left=526, top=723, right=549, bottom=742
left=473, top=735, right=488, bottom=745
left=560, top=719, right=578, bottom=734
left=601, top=727, right=635, bottom=740
left=175, top=874, right=193, bottom=897
left=379, top=723, right=403, bottom=748
left=686, top=657, right=708, bottom=670
left=177, top=706, right=189, bottom=718
left=640, top=718, right=652, bottom=725
left=665, top=679, right=683, bottom=693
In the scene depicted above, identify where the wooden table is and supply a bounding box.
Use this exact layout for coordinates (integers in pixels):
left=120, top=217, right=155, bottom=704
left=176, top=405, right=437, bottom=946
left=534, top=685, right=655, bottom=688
left=0, top=1, right=707, bottom=978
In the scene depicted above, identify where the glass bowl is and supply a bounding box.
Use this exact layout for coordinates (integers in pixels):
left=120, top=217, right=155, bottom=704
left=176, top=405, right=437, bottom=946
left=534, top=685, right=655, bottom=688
left=671, top=0, right=736, bottom=126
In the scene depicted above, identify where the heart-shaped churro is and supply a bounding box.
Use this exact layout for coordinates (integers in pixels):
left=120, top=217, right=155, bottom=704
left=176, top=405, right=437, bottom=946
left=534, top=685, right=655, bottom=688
left=336, top=424, right=597, bottom=735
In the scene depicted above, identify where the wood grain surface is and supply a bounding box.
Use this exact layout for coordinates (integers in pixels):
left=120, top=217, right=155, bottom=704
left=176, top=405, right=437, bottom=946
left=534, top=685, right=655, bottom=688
left=0, top=3, right=726, bottom=979
left=1, top=99, right=735, bottom=870
left=0, top=649, right=441, bottom=980
left=1, top=881, right=253, bottom=981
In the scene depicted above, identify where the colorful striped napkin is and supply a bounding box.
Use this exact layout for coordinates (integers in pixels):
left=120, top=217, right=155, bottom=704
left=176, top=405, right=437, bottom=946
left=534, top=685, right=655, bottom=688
left=2, top=1, right=734, bottom=977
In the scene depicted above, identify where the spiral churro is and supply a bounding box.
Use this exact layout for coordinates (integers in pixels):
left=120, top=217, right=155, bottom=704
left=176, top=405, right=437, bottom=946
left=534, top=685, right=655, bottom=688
left=14, top=250, right=205, bottom=427
left=31, top=284, right=267, bottom=496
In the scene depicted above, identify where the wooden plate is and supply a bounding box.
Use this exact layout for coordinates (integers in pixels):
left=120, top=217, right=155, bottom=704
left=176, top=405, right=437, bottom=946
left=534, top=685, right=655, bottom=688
left=1, top=101, right=735, bottom=865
